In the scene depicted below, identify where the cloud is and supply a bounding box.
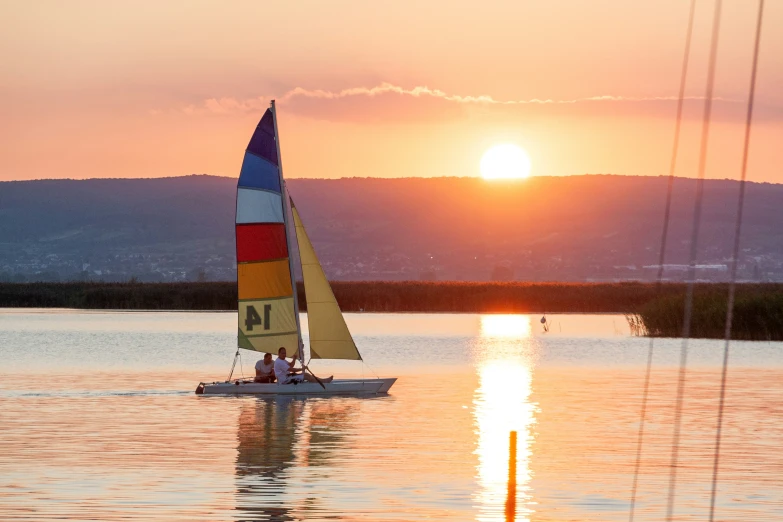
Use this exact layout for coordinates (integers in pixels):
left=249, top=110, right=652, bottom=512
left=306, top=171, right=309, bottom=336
left=176, top=82, right=780, bottom=123
left=292, top=84, right=745, bottom=106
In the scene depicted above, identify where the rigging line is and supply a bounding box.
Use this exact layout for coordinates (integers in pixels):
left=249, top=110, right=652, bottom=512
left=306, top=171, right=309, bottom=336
left=665, top=1, right=723, bottom=520
left=362, top=359, right=380, bottom=380
left=708, top=2, right=764, bottom=520
left=227, top=348, right=240, bottom=381
left=628, top=1, right=696, bottom=520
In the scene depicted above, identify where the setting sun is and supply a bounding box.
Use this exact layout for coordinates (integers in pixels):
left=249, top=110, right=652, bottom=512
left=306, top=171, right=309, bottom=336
left=480, top=144, right=531, bottom=180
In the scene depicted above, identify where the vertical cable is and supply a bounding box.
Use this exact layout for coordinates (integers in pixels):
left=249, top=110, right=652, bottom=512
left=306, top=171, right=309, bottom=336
left=628, top=2, right=696, bottom=520
left=665, top=1, right=723, bottom=520
left=227, top=349, right=240, bottom=381
left=708, top=2, right=764, bottom=520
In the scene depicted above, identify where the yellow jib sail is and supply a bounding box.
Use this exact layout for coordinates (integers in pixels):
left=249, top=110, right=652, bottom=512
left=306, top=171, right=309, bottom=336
left=292, top=204, right=362, bottom=360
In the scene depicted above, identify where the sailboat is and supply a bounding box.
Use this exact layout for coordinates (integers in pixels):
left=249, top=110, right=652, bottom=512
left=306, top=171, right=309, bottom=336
left=196, top=101, right=396, bottom=396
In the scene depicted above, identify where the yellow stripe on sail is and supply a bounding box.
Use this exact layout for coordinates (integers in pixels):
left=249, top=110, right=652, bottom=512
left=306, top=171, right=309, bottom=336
left=238, top=297, right=298, bottom=337
left=239, top=330, right=300, bottom=356
left=292, top=205, right=361, bottom=360
left=237, top=259, right=293, bottom=300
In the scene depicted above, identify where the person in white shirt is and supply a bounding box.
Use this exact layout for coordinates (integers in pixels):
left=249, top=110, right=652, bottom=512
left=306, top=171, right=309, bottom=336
left=254, top=353, right=276, bottom=383
left=274, top=346, right=333, bottom=385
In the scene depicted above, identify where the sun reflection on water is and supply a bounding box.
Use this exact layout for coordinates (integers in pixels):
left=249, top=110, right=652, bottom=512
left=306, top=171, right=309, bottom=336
left=474, top=315, right=537, bottom=521
left=479, top=314, right=533, bottom=339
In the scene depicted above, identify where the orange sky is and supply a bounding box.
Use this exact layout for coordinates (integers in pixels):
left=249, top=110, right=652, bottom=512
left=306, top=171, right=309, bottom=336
left=1, top=1, right=782, bottom=182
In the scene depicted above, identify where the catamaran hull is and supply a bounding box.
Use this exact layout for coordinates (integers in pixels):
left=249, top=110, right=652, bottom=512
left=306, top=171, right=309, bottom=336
left=196, top=378, right=396, bottom=396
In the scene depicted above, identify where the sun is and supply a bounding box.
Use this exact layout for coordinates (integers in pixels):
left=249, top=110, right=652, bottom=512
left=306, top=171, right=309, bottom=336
left=480, top=144, right=531, bottom=180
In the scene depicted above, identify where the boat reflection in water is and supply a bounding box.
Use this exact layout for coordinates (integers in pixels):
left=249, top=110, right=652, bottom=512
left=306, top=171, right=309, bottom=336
left=474, top=314, right=539, bottom=522
left=234, top=397, right=355, bottom=521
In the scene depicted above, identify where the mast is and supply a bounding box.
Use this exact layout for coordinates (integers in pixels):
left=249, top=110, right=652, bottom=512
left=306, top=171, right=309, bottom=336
left=270, top=100, right=305, bottom=367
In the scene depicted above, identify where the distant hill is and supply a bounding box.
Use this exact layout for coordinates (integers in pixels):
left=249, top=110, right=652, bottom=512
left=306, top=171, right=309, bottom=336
left=1, top=174, right=782, bottom=282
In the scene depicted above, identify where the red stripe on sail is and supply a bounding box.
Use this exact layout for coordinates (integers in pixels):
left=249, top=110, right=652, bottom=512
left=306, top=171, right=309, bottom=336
left=236, top=224, right=288, bottom=262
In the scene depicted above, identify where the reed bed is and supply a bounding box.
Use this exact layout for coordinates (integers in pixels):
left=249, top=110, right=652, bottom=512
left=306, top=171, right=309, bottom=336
left=0, top=282, right=236, bottom=310
left=327, top=281, right=678, bottom=313
left=636, top=286, right=783, bottom=340
left=2, top=282, right=781, bottom=340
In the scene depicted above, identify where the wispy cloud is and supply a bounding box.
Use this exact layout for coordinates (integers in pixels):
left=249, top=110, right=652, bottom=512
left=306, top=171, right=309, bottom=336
left=173, top=82, right=757, bottom=123
left=186, top=82, right=740, bottom=114
left=276, top=83, right=737, bottom=106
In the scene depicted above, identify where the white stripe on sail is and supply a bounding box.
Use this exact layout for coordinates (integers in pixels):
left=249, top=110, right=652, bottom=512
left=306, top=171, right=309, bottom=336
left=236, top=188, right=284, bottom=224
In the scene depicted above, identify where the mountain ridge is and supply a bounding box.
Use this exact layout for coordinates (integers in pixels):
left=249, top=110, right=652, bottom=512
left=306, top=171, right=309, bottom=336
left=2, top=174, right=782, bottom=282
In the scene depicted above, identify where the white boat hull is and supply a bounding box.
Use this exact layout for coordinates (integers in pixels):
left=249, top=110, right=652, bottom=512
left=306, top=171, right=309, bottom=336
left=196, top=378, right=396, bottom=396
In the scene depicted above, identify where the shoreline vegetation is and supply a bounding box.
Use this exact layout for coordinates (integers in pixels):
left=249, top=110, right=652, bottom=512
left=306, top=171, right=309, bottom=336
left=2, top=281, right=781, bottom=340
left=636, top=287, right=783, bottom=341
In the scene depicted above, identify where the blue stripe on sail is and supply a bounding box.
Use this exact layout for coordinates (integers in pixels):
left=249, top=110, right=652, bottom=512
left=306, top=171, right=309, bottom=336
left=246, top=109, right=278, bottom=166
left=238, top=152, right=281, bottom=193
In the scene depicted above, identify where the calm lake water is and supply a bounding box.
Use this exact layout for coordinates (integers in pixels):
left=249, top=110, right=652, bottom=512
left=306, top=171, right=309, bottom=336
left=1, top=310, right=781, bottom=521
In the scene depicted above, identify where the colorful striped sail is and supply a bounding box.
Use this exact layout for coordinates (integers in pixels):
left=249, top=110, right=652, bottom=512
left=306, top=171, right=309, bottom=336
left=292, top=202, right=362, bottom=360
left=235, top=107, right=300, bottom=355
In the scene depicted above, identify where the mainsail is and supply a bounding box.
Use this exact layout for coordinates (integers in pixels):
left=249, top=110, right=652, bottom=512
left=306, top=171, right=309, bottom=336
left=292, top=203, right=362, bottom=360
left=235, top=106, right=300, bottom=354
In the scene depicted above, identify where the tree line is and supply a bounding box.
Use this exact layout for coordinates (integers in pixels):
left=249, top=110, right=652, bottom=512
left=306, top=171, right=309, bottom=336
left=2, top=281, right=781, bottom=339
left=0, top=281, right=776, bottom=312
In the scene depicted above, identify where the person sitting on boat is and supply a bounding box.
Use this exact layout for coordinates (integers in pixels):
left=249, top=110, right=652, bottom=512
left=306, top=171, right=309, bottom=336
left=253, top=353, right=276, bottom=383
left=274, top=346, right=333, bottom=385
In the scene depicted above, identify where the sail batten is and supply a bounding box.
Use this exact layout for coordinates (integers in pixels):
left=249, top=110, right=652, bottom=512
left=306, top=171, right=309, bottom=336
left=292, top=203, right=362, bottom=361
left=234, top=106, right=300, bottom=355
